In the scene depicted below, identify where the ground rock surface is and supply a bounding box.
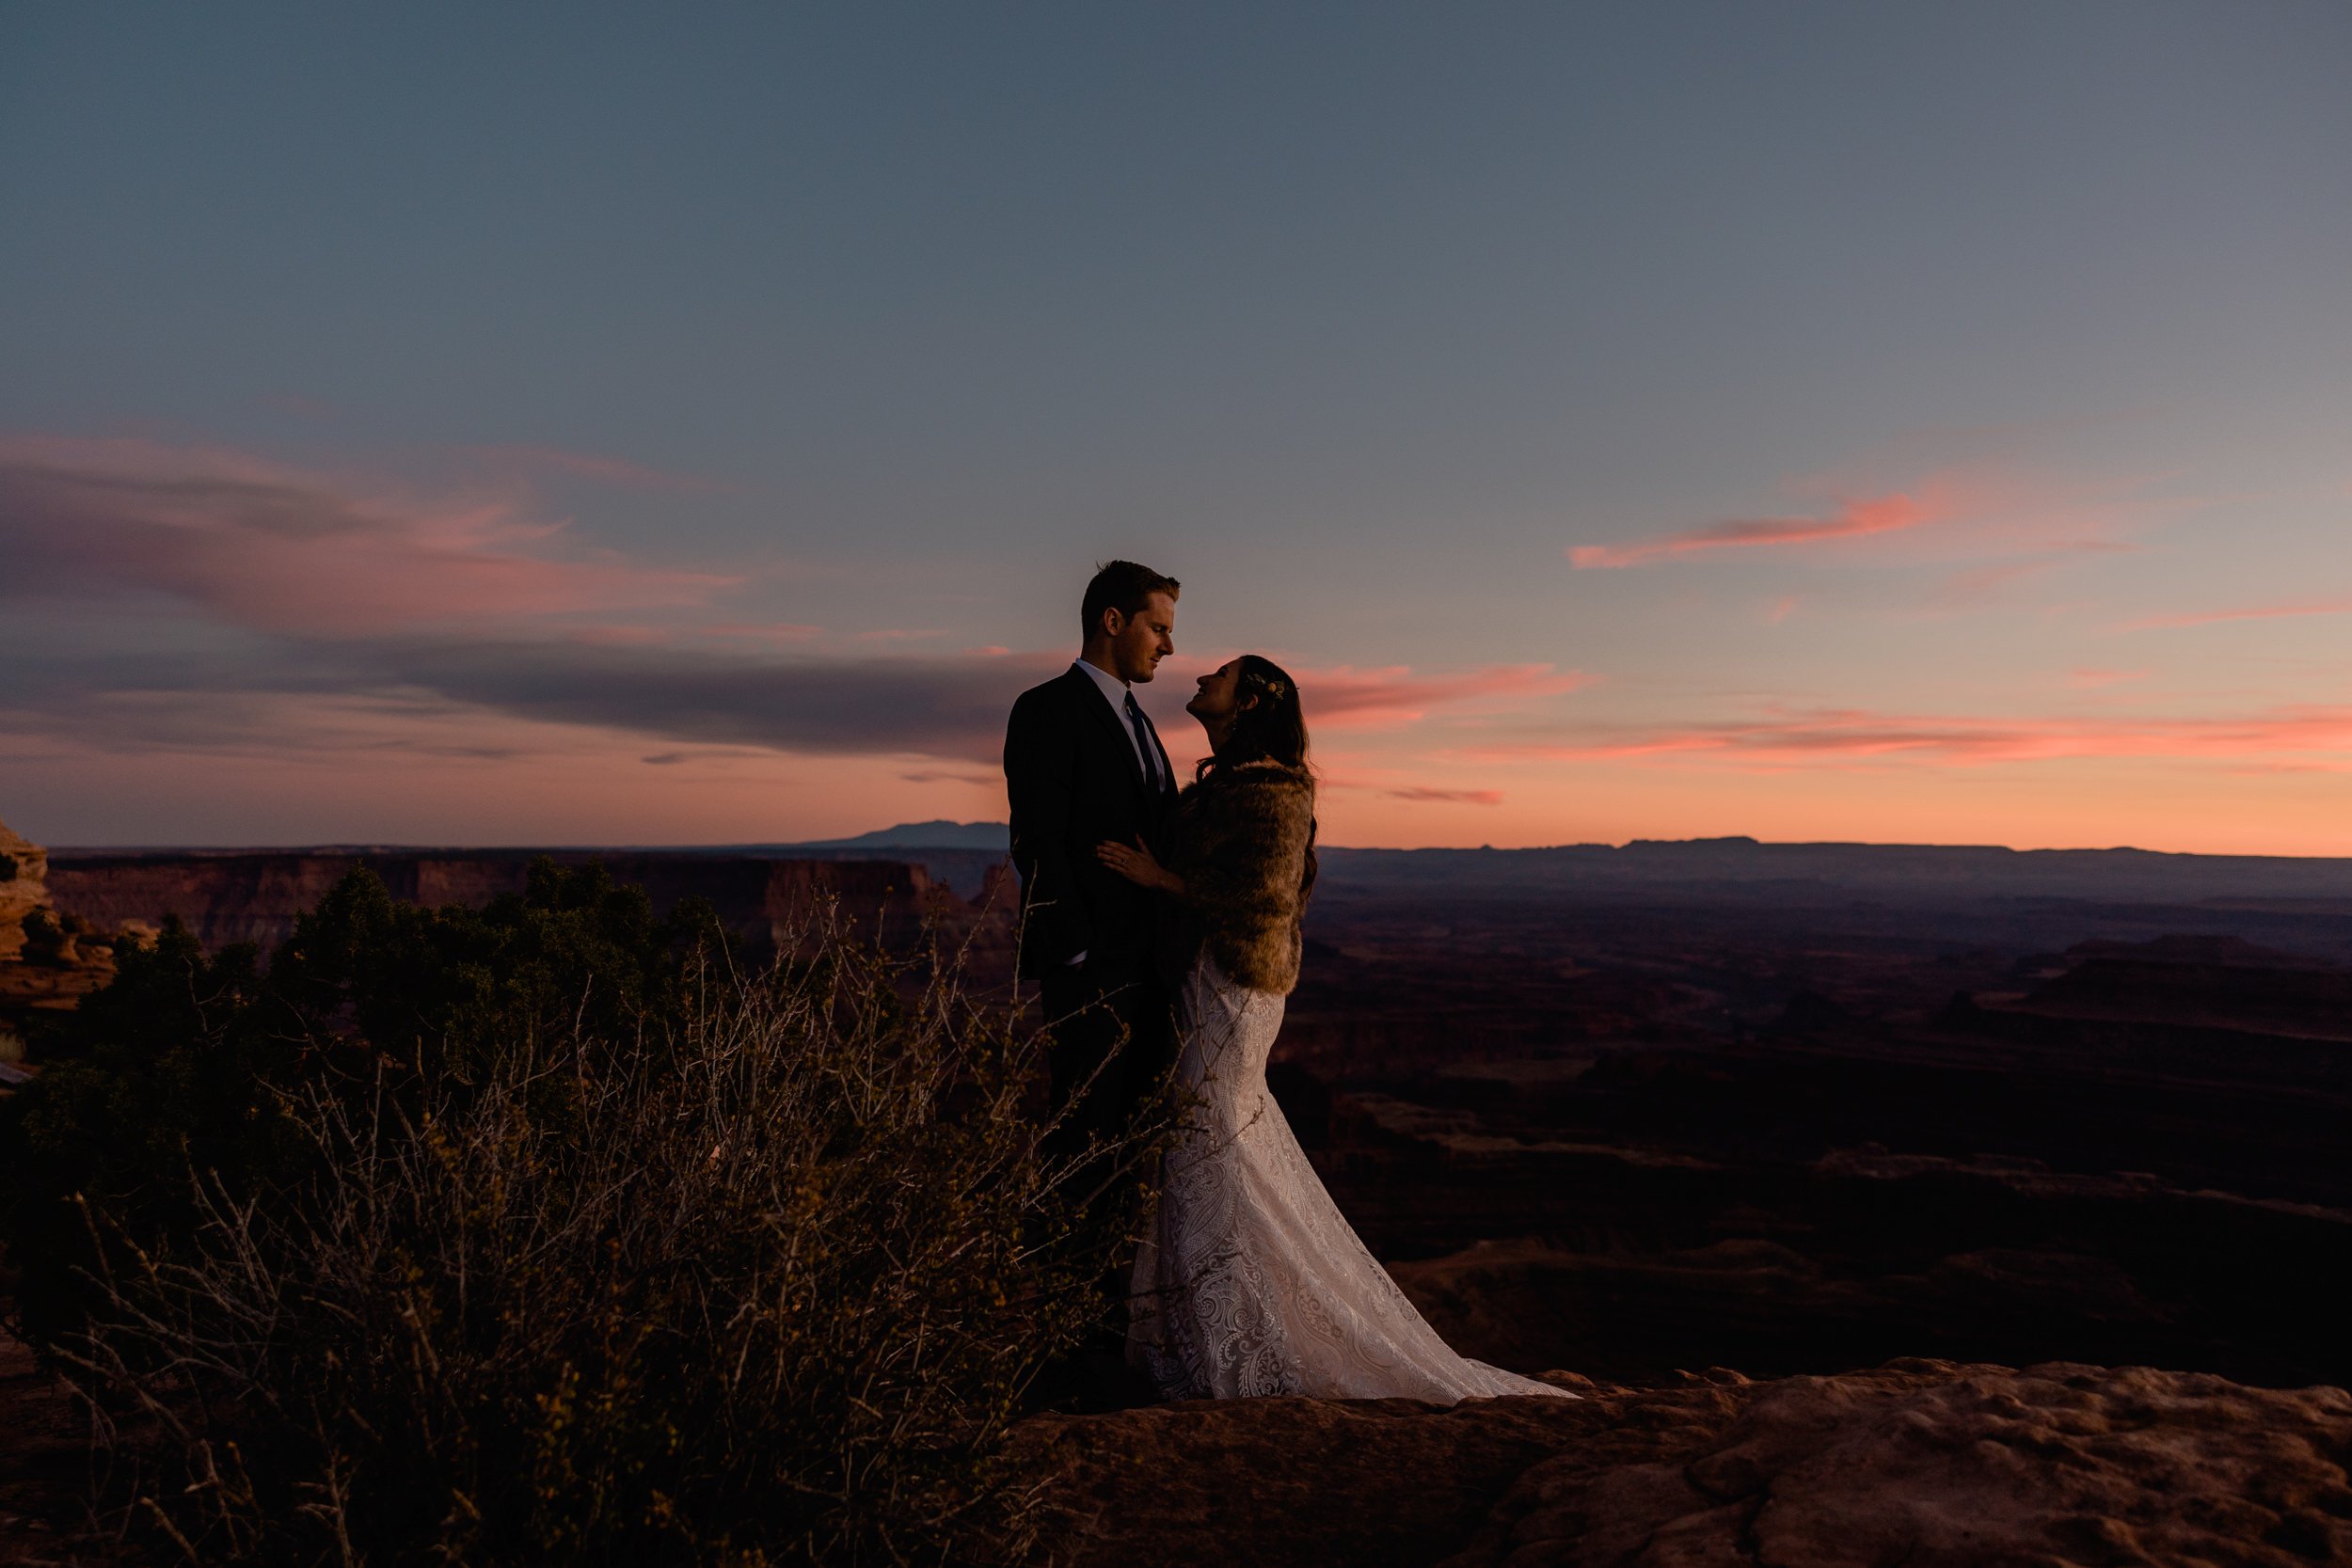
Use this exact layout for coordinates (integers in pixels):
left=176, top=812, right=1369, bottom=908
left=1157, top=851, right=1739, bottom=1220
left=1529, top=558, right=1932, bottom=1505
left=1012, top=1374, right=1617, bottom=1568
left=1021, top=1361, right=2352, bottom=1568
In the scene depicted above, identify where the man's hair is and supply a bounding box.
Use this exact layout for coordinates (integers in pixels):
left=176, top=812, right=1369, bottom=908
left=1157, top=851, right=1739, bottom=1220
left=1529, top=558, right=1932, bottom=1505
left=1080, top=560, right=1180, bottom=637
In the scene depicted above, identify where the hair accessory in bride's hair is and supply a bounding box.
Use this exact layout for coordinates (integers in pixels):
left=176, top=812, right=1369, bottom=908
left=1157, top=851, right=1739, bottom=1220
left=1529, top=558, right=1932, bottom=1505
left=1256, top=676, right=1290, bottom=700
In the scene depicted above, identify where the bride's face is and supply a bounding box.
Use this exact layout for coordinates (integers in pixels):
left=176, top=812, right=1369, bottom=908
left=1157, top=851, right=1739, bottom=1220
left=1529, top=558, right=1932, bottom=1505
left=1185, top=660, right=1244, bottom=730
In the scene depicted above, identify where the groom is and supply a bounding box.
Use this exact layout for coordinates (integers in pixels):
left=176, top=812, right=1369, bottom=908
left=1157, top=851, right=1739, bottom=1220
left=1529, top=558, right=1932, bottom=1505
left=1003, top=560, right=1183, bottom=1180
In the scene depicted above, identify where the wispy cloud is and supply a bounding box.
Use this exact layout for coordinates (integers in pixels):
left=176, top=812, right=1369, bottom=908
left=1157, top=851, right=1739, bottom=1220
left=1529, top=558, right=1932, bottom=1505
left=1464, top=704, right=2352, bottom=768
left=2068, top=668, right=2150, bottom=689
left=2122, top=596, right=2352, bottom=631
left=0, top=435, right=738, bottom=634
left=640, top=749, right=758, bottom=767
left=1570, top=465, right=2188, bottom=592
left=0, top=635, right=1069, bottom=764
left=899, top=769, right=1001, bottom=786
left=1570, top=484, right=1956, bottom=569
left=360, top=640, right=1065, bottom=762
left=5, top=621, right=1607, bottom=773
left=0, top=434, right=1081, bottom=765
left=704, top=622, right=827, bottom=645
left=1386, top=785, right=1502, bottom=804
left=1294, top=664, right=1596, bottom=728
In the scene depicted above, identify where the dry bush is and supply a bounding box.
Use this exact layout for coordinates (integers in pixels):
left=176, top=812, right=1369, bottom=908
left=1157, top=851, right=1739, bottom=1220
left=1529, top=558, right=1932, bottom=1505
left=59, top=913, right=1160, bottom=1566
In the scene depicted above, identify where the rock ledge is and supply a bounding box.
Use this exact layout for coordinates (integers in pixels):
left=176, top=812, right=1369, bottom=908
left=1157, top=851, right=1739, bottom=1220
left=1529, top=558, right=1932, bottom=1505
left=1019, top=1361, right=2352, bottom=1567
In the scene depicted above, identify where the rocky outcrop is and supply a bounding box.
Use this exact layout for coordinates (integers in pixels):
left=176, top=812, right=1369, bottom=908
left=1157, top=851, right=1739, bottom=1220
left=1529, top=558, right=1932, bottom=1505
left=1451, top=1362, right=2352, bottom=1568
left=0, top=816, right=51, bottom=964
left=0, top=817, right=120, bottom=1035
left=1014, top=1380, right=1609, bottom=1567
left=1018, top=1361, right=2352, bottom=1567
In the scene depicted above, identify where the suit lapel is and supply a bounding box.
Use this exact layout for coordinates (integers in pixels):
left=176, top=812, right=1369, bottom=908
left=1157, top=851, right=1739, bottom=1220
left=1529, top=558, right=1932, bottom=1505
left=1063, top=667, right=1150, bottom=799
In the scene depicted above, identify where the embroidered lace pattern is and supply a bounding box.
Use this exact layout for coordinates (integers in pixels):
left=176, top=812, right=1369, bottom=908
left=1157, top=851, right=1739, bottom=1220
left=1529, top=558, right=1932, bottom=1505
left=1127, top=953, right=1576, bottom=1402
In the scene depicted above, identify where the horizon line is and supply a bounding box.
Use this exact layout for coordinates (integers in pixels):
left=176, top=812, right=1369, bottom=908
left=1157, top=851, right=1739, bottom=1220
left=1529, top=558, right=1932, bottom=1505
left=32, top=833, right=2352, bottom=864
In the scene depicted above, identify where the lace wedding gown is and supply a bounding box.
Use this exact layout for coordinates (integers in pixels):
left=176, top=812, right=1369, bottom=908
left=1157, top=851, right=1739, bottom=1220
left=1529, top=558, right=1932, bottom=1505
left=1128, top=953, right=1574, bottom=1402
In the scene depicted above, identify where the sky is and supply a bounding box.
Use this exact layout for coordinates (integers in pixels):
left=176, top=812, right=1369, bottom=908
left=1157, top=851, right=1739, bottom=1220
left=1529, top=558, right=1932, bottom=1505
left=3, top=2, right=2349, bottom=853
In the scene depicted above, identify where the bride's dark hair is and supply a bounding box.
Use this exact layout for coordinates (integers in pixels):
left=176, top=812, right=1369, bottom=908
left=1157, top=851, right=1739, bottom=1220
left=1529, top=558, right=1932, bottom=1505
left=1196, top=654, right=1317, bottom=895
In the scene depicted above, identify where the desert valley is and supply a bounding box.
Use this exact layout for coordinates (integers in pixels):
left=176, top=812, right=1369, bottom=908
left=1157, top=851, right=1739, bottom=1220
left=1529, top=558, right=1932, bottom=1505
left=6, top=816, right=2348, bottom=1563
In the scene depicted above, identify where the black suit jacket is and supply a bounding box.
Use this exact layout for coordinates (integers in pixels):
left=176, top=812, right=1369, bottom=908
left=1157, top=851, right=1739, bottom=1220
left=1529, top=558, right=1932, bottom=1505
left=1004, top=665, right=1182, bottom=979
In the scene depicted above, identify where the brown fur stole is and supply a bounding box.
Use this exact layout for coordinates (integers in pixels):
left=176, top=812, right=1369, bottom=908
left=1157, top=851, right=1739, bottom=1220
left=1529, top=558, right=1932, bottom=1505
left=1164, top=759, right=1315, bottom=995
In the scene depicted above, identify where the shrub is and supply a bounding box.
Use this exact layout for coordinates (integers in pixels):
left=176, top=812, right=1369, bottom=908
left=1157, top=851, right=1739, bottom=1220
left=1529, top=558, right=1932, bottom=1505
left=3, top=860, right=731, bottom=1342
left=29, top=873, right=1158, bottom=1565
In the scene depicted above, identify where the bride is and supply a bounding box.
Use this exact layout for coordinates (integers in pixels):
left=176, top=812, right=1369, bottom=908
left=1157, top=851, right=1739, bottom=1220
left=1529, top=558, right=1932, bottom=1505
left=1096, top=656, right=1572, bottom=1402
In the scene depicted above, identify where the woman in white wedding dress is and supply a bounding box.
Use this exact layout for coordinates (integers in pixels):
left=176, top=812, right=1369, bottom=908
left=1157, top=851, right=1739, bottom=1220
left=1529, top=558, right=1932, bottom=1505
left=1096, top=656, right=1572, bottom=1403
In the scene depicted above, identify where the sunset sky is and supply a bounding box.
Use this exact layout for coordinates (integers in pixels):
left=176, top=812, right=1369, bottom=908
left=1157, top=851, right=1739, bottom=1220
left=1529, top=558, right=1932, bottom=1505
left=4, top=3, right=2349, bottom=853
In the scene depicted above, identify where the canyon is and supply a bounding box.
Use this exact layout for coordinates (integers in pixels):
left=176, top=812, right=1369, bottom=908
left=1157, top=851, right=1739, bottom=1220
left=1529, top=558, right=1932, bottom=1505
left=7, top=828, right=2350, bottom=1562
left=20, top=831, right=2352, bottom=1395
left=38, top=845, right=1010, bottom=967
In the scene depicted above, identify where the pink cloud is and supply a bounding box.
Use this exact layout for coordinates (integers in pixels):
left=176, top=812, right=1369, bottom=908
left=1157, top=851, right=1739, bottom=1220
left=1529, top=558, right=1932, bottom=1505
left=1465, top=704, right=2352, bottom=768
left=1386, top=785, right=1503, bottom=804
left=898, top=769, right=1001, bottom=786
left=0, top=434, right=739, bottom=636
left=1569, top=465, right=2174, bottom=582
left=705, top=622, right=826, bottom=645
left=570, top=625, right=671, bottom=646
left=1570, top=484, right=1956, bottom=569
left=2068, top=668, right=2150, bottom=689
left=1293, top=664, right=1597, bottom=729
left=2122, top=596, right=2352, bottom=631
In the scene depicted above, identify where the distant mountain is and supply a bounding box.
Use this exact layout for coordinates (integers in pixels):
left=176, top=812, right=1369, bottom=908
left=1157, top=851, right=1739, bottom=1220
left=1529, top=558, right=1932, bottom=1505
left=1313, top=837, right=2352, bottom=905
left=786, top=820, right=1009, bottom=851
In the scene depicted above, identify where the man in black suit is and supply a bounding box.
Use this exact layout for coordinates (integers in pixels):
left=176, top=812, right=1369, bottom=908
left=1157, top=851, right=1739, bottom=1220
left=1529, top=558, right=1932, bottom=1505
left=1004, top=559, right=1183, bottom=1180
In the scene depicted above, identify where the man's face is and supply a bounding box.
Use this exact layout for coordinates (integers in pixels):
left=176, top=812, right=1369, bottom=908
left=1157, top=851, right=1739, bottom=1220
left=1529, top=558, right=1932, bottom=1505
left=1106, top=593, right=1177, bottom=683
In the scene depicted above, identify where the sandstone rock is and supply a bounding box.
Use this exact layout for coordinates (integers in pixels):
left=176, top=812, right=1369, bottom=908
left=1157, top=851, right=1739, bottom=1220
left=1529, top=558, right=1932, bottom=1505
left=0, top=815, right=118, bottom=1029
left=1448, top=1361, right=2352, bottom=1568
left=0, top=814, right=52, bottom=963
left=1019, top=1361, right=2352, bottom=1567
left=1013, top=1378, right=1619, bottom=1568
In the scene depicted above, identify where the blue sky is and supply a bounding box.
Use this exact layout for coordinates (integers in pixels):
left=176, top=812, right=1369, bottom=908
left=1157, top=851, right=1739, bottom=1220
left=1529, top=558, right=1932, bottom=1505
left=4, top=3, right=2349, bottom=849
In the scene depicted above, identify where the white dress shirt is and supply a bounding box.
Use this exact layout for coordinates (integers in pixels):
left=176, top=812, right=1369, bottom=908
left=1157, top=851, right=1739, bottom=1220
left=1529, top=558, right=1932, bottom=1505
left=1072, top=657, right=1171, bottom=791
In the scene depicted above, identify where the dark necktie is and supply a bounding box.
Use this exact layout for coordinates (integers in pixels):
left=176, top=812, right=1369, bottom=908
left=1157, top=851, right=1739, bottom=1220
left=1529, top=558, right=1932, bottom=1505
left=1123, top=692, right=1160, bottom=793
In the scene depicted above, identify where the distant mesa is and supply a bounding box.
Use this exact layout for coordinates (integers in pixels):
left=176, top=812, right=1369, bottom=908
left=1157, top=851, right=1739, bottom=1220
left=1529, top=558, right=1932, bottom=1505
left=1313, top=835, right=2352, bottom=905
left=782, top=820, right=1009, bottom=852
left=675, top=823, right=1011, bottom=904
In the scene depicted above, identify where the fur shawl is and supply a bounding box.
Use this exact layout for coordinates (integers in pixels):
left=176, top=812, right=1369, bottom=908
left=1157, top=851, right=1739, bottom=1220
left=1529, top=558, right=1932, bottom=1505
left=1164, top=758, right=1315, bottom=995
